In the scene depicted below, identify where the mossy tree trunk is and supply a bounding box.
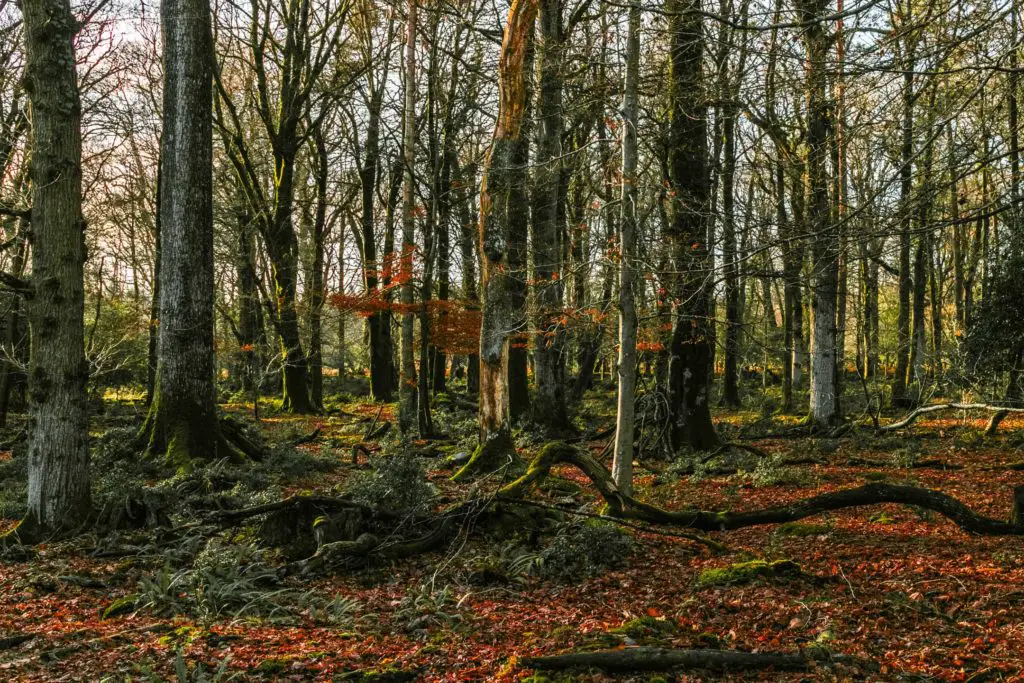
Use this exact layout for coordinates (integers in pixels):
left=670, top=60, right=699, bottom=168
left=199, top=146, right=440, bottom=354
left=21, top=0, right=90, bottom=537
left=142, top=0, right=224, bottom=470
left=455, top=0, right=537, bottom=480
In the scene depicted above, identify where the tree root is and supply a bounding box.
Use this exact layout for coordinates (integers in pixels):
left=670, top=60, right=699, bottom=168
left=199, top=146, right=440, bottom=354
left=519, top=646, right=877, bottom=674
left=208, top=494, right=384, bottom=526
left=288, top=500, right=488, bottom=575
left=501, top=442, right=1024, bottom=535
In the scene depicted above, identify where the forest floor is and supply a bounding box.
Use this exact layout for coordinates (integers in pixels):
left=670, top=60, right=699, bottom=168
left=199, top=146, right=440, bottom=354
left=3, top=385, right=1024, bottom=681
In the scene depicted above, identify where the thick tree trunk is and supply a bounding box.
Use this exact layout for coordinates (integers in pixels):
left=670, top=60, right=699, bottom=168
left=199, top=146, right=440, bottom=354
left=19, top=0, right=90, bottom=537
left=802, top=0, right=839, bottom=429
left=454, top=0, right=537, bottom=480
left=612, top=0, right=640, bottom=497
left=665, top=0, right=719, bottom=451
left=143, top=0, right=226, bottom=469
left=531, top=0, right=568, bottom=430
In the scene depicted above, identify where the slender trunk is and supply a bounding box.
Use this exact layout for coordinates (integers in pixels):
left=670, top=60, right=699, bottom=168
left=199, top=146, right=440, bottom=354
left=457, top=160, right=481, bottom=394
left=893, top=44, right=915, bottom=407
left=720, top=101, right=741, bottom=408
left=308, top=129, right=329, bottom=410
left=399, top=0, right=419, bottom=434
left=612, top=0, right=640, bottom=495
left=361, top=61, right=394, bottom=403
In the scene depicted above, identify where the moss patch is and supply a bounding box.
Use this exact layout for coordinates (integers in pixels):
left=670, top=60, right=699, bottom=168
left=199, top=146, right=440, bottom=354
left=610, top=615, right=679, bottom=645
left=695, top=559, right=802, bottom=588
left=101, top=593, right=138, bottom=620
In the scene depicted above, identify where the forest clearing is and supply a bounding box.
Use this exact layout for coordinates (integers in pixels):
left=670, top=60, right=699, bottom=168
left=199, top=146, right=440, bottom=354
left=3, top=0, right=1024, bottom=679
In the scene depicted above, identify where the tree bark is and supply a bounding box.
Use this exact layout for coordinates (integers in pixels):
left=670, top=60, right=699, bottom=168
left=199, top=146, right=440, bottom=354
left=454, top=0, right=538, bottom=480
left=612, top=0, right=640, bottom=497
left=399, top=0, right=419, bottom=434
left=20, top=0, right=90, bottom=537
left=802, top=0, right=839, bottom=429
left=664, top=0, right=719, bottom=451
left=142, top=0, right=227, bottom=470
left=531, top=0, right=569, bottom=430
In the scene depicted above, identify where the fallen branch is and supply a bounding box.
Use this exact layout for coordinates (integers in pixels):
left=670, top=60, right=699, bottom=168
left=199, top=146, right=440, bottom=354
left=0, top=633, right=35, bottom=650
left=209, top=494, right=380, bottom=525
left=877, top=402, right=1024, bottom=433
left=292, top=426, right=322, bottom=446
left=520, top=646, right=875, bottom=673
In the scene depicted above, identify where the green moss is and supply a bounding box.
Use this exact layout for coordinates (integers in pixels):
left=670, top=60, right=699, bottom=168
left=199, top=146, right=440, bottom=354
left=695, top=559, right=801, bottom=588
left=452, top=431, right=520, bottom=481
left=869, top=511, right=896, bottom=525
left=101, top=593, right=138, bottom=620
left=775, top=522, right=831, bottom=537
left=863, top=471, right=889, bottom=481
left=694, top=631, right=723, bottom=648
left=610, top=615, right=679, bottom=643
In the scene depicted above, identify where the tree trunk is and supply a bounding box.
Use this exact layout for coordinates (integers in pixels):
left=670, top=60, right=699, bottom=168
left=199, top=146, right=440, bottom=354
left=665, top=0, right=719, bottom=451
left=308, top=127, right=329, bottom=410
left=142, top=0, right=227, bottom=469
left=612, top=0, right=640, bottom=496
left=455, top=0, right=537, bottom=480
left=19, top=0, right=90, bottom=537
left=802, top=0, right=839, bottom=429
left=360, top=54, right=395, bottom=403
left=399, top=0, right=419, bottom=434
left=893, top=41, right=915, bottom=407
left=531, top=0, right=568, bottom=430
left=457, top=160, right=480, bottom=394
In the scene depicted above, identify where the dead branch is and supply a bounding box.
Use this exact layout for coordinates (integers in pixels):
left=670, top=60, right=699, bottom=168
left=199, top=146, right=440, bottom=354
left=520, top=645, right=876, bottom=673
left=877, top=402, right=1024, bottom=433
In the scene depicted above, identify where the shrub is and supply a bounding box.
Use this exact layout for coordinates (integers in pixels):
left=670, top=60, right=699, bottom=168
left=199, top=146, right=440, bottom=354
left=749, top=455, right=811, bottom=488
left=540, top=520, right=635, bottom=581
left=346, top=451, right=434, bottom=515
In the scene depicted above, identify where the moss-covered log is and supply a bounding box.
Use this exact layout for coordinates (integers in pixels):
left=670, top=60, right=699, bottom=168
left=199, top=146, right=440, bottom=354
left=503, top=442, right=1024, bottom=536
left=520, top=646, right=875, bottom=673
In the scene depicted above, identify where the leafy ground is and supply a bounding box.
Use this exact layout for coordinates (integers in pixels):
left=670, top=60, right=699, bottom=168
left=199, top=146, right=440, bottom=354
left=3, top=388, right=1024, bottom=681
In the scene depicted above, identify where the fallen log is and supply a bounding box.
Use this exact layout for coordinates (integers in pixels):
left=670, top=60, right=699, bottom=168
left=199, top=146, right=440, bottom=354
left=520, top=646, right=876, bottom=673
left=877, top=402, right=1024, bottom=433
left=502, top=442, right=1024, bottom=536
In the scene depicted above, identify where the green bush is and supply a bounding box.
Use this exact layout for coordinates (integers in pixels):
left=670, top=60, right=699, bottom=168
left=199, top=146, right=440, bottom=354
left=540, top=520, right=635, bottom=580
left=346, top=451, right=434, bottom=515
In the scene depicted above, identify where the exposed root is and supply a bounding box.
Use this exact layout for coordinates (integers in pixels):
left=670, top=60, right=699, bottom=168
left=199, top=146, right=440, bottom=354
left=503, top=441, right=1024, bottom=536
